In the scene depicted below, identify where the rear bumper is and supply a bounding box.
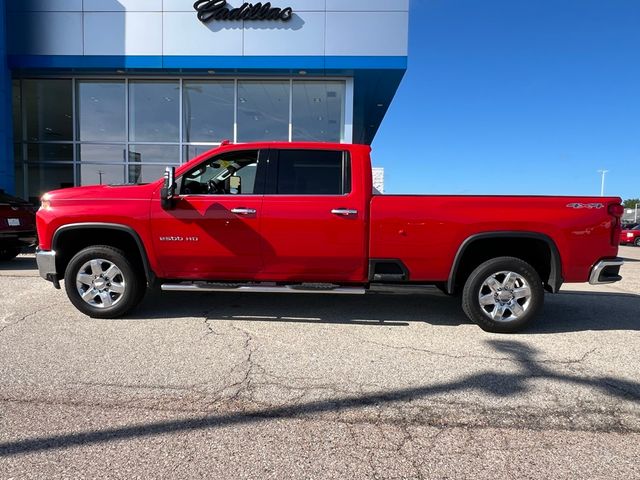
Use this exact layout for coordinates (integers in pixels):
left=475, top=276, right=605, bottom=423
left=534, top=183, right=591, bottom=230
left=35, top=248, right=60, bottom=289
left=589, top=258, right=624, bottom=285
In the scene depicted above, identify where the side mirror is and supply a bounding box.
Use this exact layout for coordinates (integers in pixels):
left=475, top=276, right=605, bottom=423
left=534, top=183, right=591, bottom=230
left=160, top=166, right=176, bottom=210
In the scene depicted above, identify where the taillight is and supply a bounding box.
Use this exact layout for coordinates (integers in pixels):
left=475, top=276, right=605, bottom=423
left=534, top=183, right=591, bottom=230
left=608, top=203, right=624, bottom=246
left=608, top=204, right=624, bottom=217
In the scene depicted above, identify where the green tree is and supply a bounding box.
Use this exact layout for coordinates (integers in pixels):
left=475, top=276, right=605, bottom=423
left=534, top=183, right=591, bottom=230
left=623, top=198, right=640, bottom=208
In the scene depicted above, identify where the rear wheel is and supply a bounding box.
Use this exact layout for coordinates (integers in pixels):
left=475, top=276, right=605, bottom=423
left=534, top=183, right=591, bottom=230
left=0, top=247, right=20, bottom=261
left=64, top=245, right=145, bottom=318
left=462, top=256, right=544, bottom=333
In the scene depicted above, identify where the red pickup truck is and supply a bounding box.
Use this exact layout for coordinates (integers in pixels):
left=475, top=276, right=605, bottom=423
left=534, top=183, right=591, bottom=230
left=36, top=142, right=624, bottom=332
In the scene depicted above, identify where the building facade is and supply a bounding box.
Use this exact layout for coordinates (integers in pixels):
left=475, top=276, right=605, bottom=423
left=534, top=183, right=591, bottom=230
left=0, top=0, right=408, bottom=203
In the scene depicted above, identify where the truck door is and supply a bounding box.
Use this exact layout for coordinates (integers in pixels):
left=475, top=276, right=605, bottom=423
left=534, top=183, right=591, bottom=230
left=150, top=149, right=266, bottom=279
left=259, top=148, right=368, bottom=283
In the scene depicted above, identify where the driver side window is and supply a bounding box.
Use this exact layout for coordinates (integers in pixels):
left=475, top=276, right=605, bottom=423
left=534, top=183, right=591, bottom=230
left=180, top=150, right=259, bottom=195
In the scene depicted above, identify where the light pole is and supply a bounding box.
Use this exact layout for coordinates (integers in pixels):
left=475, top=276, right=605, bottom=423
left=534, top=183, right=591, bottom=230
left=597, top=169, right=608, bottom=197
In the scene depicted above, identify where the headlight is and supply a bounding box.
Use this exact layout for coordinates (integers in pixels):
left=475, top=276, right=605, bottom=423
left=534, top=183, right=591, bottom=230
left=40, top=193, right=52, bottom=211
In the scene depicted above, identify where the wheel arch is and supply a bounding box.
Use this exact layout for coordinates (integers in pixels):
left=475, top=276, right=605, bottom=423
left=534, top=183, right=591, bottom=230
left=52, top=222, right=155, bottom=286
left=447, top=231, right=563, bottom=295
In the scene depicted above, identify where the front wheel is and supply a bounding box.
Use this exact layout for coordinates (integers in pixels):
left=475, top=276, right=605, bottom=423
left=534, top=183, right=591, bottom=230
left=635, top=238, right=640, bottom=247
left=64, top=245, right=145, bottom=318
left=461, top=257, right=544, bottom=333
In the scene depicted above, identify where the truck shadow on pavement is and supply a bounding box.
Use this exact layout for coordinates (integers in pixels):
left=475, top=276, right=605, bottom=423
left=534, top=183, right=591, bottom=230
left=127, top=287, right=640, bottom=333
left=1, top=339, right=638, bottom=457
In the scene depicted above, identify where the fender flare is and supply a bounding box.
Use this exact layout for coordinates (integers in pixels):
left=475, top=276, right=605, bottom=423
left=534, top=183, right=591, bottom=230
left=52, top=222, right=156, bottom=286
left=446, top=231, right=563, bottom=294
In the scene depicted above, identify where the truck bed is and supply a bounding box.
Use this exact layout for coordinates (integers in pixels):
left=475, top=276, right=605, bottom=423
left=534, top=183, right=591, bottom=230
left=369, top=195, right=620, bottom=283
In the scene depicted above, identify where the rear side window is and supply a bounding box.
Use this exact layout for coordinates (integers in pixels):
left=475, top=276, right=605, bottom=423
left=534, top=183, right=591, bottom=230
left=276, top=149, right=351, bottom=195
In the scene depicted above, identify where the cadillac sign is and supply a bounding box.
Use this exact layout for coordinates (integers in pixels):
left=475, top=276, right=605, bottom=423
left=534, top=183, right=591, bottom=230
left=194, top=0, right=294, bottom=22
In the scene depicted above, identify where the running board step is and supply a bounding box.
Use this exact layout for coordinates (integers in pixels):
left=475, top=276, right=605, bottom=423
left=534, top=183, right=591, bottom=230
left=161, top=282, right=366, bottom=295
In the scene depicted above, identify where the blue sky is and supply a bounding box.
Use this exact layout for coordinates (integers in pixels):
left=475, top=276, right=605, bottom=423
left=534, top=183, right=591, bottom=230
left=372, top=0, right=639, bottom=199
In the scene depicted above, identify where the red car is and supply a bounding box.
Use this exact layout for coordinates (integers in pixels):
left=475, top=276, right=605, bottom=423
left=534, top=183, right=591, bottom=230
left=35, top=142, right=624, bottom=333
left=620, top=225, right=640, bottom=246
left=0, top=190, right=37, bottom=261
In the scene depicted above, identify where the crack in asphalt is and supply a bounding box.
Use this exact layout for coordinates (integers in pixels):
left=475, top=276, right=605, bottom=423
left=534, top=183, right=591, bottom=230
left=3, top=379, right=637, bottom=435
left=0, top=303, right=65, bottom=335
left=215, top=325, right=259, bottom=405
left=362, top=339, right=598, bottom=366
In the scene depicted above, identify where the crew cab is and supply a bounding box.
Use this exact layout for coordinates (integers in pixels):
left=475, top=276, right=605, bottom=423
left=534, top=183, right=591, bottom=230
left=35, top=142, right=624, bottom=333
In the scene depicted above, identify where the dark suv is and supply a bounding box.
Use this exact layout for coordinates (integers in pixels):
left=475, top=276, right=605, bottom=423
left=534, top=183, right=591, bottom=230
left=0, top=190, right=37, bottom=261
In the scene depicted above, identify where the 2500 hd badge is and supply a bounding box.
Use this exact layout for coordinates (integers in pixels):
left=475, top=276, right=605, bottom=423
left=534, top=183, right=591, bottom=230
left=159, top=236, right=200, bottom=242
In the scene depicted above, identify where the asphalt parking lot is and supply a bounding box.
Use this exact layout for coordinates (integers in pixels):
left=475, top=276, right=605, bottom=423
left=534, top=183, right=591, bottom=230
left=1, top=247, right=639, bottom=479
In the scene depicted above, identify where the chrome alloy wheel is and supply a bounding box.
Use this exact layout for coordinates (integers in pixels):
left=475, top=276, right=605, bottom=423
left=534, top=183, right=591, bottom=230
left=478, top=271, right=532, bottom=322
left=76, top=259, right=126, bottom=309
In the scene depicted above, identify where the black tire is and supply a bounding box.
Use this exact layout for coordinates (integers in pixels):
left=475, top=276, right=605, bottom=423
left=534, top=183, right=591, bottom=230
left=461, top=256, right=544, bottom=333
left=635, top=238, right=640, bottom=247
left=0, top=247, right=20, bottom=261
left=64, top=245, right=145, bottom=318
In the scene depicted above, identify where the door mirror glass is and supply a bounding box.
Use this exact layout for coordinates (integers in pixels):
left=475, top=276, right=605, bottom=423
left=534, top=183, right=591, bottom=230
left=160, top=166, right=176, bottom=210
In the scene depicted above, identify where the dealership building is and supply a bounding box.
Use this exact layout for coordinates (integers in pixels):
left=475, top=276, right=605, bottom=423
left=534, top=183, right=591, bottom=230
left=0, top=0, right=408, bottom=203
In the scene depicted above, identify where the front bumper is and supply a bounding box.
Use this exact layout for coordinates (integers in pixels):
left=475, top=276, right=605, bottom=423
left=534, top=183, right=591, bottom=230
left=36, top=248, right=61, bottom=289
left=589, top=258, right=624, bottom=285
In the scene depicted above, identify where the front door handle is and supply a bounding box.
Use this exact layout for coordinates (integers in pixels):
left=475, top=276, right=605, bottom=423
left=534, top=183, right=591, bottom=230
left=331, top=209, right=358, bottom=216
left=231, top=208, right=257, bottom=215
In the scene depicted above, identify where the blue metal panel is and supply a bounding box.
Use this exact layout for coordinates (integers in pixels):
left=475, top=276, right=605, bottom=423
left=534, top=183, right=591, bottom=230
left=8, top=55, right=406, bottom=71
left=0, top=0, right=14, bottom=194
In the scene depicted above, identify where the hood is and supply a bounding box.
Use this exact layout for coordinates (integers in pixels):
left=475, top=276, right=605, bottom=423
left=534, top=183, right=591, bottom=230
left=43, top=182, right=160, bottom=202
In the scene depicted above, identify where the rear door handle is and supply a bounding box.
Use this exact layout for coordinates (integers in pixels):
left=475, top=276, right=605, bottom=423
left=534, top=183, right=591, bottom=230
left=231, top=208, right=257, bottom=215
left=331, top=209, right=358, bottom=216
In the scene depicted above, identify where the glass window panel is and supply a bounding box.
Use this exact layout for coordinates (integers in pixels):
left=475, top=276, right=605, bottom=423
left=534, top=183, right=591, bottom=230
left=26, top=143, right=74, bottom=163
left=128, top=145, right=180, bottom=184
left=79, top=164, right=126, bottom=187
left=181, top=151, right=259, bottom=195
left=184, top=145, right=219, bottom=163
left=14, top=143, right=22, bottom=163
left=78, top=81, right=126, bottom=141
left=292, top=81, right=345, bottom=143
left=79, top=144, right=126, bottom=164
left=237, top=81, right=289, bottom=142
left=276, top=149, right=347, bottom=195
left=128, top=164, right=172, bottom=185
left=27, top=164, right=74, bottom=204
left=13, top=143, right=24, bottom=198
left=23, top=79, right=73, bottom=141
left=14, top=162, right=25, bottom=200
left=128, top=144, right=180, bottom=165
left=183, top=81, right=234, bottom=143
left=129, top=81, right=179, bottom=142
left=12, top=80, right=21, bottom=142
